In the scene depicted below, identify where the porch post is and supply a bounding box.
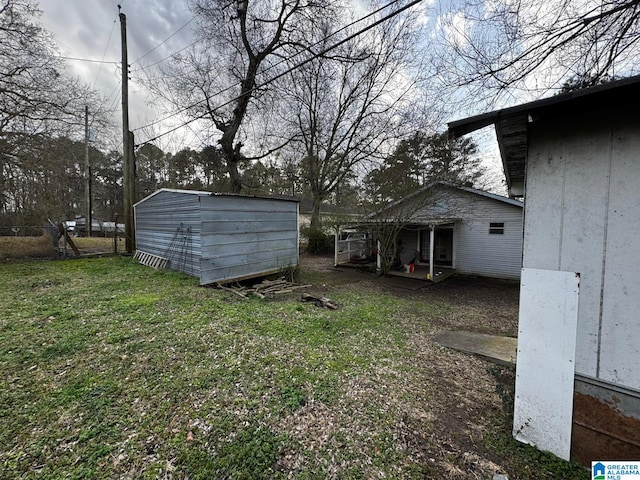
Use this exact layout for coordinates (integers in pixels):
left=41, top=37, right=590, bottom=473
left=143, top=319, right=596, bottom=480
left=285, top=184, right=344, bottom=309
left=334, top=231, right=339, bottom=266
left=376, top=240, right=382, bottom=275
left=429, top=224, right=435, bottom=280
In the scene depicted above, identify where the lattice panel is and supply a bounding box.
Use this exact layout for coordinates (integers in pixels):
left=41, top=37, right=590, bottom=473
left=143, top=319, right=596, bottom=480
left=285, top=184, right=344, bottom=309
left=134, top=250, right=169, bottom=269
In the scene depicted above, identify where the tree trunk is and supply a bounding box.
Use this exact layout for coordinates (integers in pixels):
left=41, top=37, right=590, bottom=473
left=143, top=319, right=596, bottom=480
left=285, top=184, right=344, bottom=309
left=310, top=195, right=323, bottom=229
left=227, top=157, right=242, bottom=194
left=214, top=52, right=259, bottom=194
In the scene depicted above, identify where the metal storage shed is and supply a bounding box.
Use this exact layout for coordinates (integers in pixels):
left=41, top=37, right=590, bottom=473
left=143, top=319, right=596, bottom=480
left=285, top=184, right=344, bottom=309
left=134, top=189, right=299, bottom=285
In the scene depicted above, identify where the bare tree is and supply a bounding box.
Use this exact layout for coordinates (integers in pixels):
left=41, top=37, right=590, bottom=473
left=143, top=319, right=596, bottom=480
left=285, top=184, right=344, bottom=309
left=432, top=0, right=640, bottom=100
left=281, top=7, right=419, bottom=228
left=361, top=186, right=438, bottom=274
left=0, top=0, right=110, bottom=220
left=0, top=1, right=106, bottom=136
left=152, top=0, right=335, bottom=193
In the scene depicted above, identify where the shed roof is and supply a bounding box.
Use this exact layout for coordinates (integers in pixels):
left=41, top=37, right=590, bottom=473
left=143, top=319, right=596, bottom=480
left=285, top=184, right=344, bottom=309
left=447, top=74, right=640, bottom=196
left=134, top=188, right=299, bottom=208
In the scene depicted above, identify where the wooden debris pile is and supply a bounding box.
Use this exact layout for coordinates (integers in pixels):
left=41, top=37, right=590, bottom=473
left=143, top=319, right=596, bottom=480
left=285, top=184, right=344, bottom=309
left=215, top=278, right=312, bottom=299
left=215, top=279, right=340, bottom=309
left=300, top=293, right=339, bottom=310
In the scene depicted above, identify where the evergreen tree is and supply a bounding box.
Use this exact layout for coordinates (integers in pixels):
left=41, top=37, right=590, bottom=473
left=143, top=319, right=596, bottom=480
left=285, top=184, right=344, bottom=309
left=364, top=132, right=486, bottom=204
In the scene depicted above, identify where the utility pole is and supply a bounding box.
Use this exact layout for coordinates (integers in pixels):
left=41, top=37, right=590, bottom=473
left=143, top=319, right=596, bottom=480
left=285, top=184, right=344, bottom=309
left=84, top=105, right=92, bottom=237
left=120, top=8, right=135, bottom=253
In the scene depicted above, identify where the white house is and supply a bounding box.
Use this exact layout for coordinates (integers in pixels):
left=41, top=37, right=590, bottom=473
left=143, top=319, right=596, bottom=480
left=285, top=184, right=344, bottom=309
left=448, top=75, right=640, bottom=464
left=336, top=181, right=523, bottom=281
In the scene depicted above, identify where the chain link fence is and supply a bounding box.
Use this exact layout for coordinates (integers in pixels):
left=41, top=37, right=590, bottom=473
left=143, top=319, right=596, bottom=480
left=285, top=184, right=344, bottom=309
left=0, top=222, right=129, bottom=260
left=0, top=226, right=48, bottom=237
left=0, top=220, right=126, bottom=238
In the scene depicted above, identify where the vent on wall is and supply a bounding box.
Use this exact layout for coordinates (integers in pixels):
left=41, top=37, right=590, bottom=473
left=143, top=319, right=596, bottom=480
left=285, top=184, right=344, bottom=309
left=489, top=222, right=505, bottom=234
left=134, top=250, right=169, bottom=269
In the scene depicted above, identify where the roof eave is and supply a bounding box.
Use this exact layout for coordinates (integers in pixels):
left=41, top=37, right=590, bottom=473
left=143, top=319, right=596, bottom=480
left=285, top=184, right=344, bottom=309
left=447, top=74, right=640, bottom=196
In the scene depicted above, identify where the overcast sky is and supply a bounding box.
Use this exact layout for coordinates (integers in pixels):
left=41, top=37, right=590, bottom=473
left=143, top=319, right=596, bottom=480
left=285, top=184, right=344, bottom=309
left=32, top=0, right=510, bottom=191
left=37, top=0, right=196, bottom=149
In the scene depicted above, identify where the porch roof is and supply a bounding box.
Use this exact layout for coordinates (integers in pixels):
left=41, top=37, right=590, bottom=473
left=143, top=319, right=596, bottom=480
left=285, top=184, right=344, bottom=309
left=407, top=218, right=457, bottom=227
left=345, top=217, right=457, bottom=230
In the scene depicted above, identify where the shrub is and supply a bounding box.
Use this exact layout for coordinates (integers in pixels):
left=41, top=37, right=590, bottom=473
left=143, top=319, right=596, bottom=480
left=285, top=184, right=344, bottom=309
left=300, top=225, right=333, bottom=254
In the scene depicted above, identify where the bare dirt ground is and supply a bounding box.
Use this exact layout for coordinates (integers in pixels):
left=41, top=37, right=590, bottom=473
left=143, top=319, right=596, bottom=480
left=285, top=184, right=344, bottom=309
left=299, top=253, right=520, bottom=337
left=299, top=253, right=526, bottom=479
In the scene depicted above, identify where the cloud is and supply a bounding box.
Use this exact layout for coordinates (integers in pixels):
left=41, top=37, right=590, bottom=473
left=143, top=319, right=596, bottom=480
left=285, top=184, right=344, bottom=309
left=35, top=0, right=196, bottom=149
left=436, top=10, right=472, bottom=49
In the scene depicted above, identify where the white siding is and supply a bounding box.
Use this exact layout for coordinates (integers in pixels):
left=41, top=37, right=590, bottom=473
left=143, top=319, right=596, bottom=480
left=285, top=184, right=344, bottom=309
left=524, top=109, right=640, bottom=390
left=411, top=186, right=524, bottom=279
left=454, top=202, right=523, bottom=280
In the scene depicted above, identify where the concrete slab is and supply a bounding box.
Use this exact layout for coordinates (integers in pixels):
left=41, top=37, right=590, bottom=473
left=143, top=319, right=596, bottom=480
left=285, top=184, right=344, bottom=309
left=434, top=330, right=518, bottom=367
left=386, top=266, right=454, bottom=283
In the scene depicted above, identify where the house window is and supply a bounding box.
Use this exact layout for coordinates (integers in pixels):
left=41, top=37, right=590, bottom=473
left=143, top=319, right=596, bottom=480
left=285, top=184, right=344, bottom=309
left=489, top=222, right=505, bottom=234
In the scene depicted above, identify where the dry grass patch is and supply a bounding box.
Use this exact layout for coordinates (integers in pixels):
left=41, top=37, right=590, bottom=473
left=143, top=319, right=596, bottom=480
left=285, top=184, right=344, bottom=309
left=0, top=235, right=117, bottom=261
left=0, top=235, right=53, bottom=259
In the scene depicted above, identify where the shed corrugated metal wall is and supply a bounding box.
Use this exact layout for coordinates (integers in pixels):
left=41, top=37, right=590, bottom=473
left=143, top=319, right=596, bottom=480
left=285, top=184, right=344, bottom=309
left=199, top=195, right=298, bottom=285
left=134, top=189, right=299, bottom=285
left=135, top=190, right=203, bottom=278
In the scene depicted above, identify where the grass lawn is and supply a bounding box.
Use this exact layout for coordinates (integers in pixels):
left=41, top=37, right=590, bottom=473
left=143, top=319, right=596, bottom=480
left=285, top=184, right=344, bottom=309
left=0, top=256, right=588, bottom=479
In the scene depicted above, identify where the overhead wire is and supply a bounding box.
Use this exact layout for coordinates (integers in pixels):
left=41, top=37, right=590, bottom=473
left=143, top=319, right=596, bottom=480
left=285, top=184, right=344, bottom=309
left=92, top=12, right=119, bottom=89
left=131, top=16, right=196, bottom=67
left=133, top=0, right=405, bottom=132
left=133, top=0, right=411, bottom=143
left=131, top=39, right=200, bottom=72
left=107, top=80, right=123, bottom=110
left=58, top=55, right=119, bottom=65
left=79, top=10, right=122, bottom=133
left=186, top=123, right=207, bottom=148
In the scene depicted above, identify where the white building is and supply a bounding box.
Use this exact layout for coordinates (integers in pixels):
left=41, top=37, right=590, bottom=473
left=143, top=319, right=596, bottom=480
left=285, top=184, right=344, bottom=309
left=449, top=75, right=640, bottom=464
left=337, top=181, right=523, bottom=281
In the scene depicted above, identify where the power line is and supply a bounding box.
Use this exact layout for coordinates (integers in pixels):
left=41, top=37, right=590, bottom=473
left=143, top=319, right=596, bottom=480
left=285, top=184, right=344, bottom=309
left=135, top=0, right=404, bottom=127
left=59, top=55, right=119, bottom=65
left=91, top=80, right=122, bottom=124
left=133, top=0, right=408, bottom=139
left=137, top=0, right=423, bottom=147
left=132, top=16, right=195, bottom=66
left=92, top=13, right=119, bottom=89
left=131, top=39, right=200, bottom=73
left=131, top=64, right=203, bottom=83
left=186, top=123, right=208, bottom=147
